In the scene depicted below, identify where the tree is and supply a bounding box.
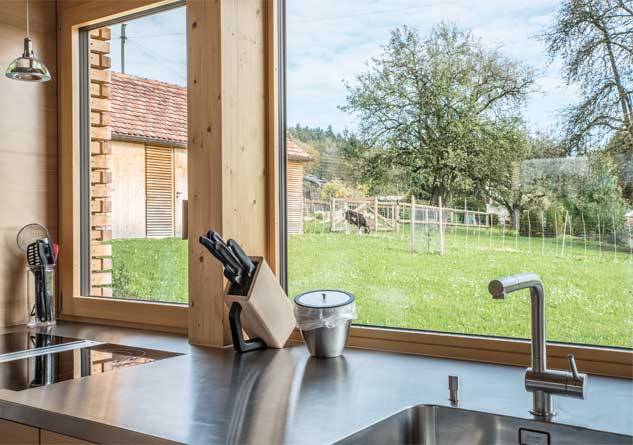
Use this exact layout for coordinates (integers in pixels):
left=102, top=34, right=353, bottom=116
left=544, top=0, right=633, bottom=152
left=341, top=24, right=534, bottom=204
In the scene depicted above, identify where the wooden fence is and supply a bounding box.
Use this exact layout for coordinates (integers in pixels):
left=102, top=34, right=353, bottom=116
left=303, top=196, right=492, bottom=255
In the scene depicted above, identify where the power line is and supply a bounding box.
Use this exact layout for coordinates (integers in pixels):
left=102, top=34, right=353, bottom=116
left=125, top=39, right=186, bottom=83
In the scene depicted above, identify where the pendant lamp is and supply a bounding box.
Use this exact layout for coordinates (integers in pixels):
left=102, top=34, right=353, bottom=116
left=5, top=0, right=51, bottom=82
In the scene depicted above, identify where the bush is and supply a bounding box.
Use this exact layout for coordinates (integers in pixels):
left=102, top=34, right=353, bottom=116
left=321, top=179, right=353, bottom=199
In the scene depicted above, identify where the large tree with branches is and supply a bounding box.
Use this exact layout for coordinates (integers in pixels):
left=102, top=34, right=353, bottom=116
left=544, top=0, right=633, bottom=152
left=341, top=24, right=534, bottom=204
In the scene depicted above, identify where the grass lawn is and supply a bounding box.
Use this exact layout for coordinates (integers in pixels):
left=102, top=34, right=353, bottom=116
left=108, top=238, right=188, bottom=303
left=288, top=226, right=633, bottom=348
left=106, top=226, right=632, bottom=348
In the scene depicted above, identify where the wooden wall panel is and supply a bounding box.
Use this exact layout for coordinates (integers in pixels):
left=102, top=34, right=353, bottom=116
left=0, top=0, right=57, bottom=327
left=110, top=141, right=146, bottom=239
left=173, top=147, right=188, bottom=238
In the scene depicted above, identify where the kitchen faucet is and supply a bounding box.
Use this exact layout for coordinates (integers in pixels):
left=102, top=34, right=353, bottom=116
left=488, top=272, right=587, bottom=417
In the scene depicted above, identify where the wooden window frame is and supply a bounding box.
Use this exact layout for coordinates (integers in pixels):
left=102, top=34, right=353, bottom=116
left=57, top=0, right=632, bottom=378
left=58, top=0, right=188, bottom=333
left=276, top=2, right=632, bottom=379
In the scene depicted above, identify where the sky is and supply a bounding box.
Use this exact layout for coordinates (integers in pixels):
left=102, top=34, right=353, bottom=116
left=108, top=1, right=578, bottom=135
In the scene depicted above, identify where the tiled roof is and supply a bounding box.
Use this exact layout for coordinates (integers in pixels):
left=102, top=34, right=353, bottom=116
left=111, top=73, right=311, bottom=163
left=287, top=138, right=311, bottom=162
left=111, top=72, right=187, bottom=145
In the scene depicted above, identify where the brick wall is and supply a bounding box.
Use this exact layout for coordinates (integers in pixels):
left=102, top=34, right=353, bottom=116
left=89, top=28, right=113, bottom=297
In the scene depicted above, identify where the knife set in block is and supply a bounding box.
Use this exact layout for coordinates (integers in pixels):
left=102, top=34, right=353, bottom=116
left=225, top=256, right=296, bottom=352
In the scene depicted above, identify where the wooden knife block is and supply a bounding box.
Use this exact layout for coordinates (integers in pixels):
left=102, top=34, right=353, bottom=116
left=224, top=257, right=295, bottom=348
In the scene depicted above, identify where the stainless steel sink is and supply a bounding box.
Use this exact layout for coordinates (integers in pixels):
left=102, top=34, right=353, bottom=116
left=335, top=405, right=632, bottom=445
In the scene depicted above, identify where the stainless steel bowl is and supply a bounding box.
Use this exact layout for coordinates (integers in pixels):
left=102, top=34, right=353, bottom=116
left=300, top=319, right=351, bottom=358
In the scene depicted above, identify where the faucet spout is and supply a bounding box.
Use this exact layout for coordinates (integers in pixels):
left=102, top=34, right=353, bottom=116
left=488, top=273, right=546, bottom=372
left=487, top=272, right=586, bottom=418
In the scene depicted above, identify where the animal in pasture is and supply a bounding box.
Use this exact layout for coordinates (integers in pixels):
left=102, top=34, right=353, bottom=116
left=344, top=209, right=373, bottom=234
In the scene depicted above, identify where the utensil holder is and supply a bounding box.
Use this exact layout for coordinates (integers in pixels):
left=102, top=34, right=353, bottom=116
left=224, top=257, right=296, bottom=349
left=26, top=265, right=56, bottom=327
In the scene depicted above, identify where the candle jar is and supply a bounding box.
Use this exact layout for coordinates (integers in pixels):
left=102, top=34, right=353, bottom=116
left=26, top=265, right=56, bottom=327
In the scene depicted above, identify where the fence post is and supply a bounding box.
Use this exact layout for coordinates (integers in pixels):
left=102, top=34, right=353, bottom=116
left=561, top=211, right=568, bottom=255
left=374, top=196, right=379, bottom=231
left=410, top=195, right=416, bottom=252
left=396, top=201, right=400, bottom=232
left=329, top=196, right=335, bottom=232
left=439, top=196, right=445, bottom=255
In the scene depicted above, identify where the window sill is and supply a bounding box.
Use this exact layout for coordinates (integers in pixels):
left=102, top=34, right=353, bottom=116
left=291, top=325, right=632, bottom=379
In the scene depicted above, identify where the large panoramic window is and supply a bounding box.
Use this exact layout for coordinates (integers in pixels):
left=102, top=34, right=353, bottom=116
left=285, top=0, right=632, bottom=348
left=80, top=6, right=188, bottom=303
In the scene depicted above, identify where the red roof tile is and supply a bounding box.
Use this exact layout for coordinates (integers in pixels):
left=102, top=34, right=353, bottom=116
left=111, top=73, right=310, bottom=163
left=287, top=138, right=311, bottom=161
left=111, top=72, right=187, bottom=145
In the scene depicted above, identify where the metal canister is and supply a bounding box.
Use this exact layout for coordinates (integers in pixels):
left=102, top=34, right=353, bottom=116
left=293, top=290, right=356, bottom=358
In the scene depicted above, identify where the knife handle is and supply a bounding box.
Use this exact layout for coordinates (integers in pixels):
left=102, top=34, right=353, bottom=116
left=215, top=243, right=245, bottom=280
left=199, top=236, right=224, bottom=266
left=207, top=230, right=226, bottom=247
left=227, top=239, right=256, bottom=277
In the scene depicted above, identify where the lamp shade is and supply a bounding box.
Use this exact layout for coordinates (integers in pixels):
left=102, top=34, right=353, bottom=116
left=5, top=37, right=51, bottom=82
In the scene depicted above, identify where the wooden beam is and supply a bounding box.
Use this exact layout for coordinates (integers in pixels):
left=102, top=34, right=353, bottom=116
left=187, top=0, right=269, bottom=347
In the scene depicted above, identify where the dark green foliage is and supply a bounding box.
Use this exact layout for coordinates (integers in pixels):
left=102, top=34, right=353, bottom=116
left=341, top=23, right=535, bottom=205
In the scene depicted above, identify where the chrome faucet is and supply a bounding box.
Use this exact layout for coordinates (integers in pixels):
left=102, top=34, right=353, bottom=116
left=488, top=272, right=587, bottom=417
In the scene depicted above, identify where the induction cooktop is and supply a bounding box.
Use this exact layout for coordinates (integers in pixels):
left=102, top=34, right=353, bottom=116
left=0, top=342, right=181, bottom=391
left=0, top=332, right=84, bottom=356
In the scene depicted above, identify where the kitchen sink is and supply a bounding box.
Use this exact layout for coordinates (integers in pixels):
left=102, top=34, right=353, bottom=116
left=334, top=404, right=632, bottom=445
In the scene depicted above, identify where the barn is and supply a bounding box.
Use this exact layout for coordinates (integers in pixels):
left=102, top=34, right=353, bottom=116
left=110, top=73, right=310, bottom=238
left=286, top=139, right=311, bottom=234
left=110, top=73, right=188, bottom=239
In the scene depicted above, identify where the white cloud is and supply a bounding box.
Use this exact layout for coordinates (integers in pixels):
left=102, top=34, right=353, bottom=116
left=286, top=0, right=578, bottom=135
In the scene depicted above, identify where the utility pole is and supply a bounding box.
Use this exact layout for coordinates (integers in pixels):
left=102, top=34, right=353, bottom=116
left=121, top=23, right=127, bottom=74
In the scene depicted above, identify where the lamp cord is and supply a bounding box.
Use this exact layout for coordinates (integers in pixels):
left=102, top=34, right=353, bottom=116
left=26, top=0, right=30, bottom=38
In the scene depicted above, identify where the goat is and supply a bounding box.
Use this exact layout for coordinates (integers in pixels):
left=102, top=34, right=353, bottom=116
left=344, top=209, right=373, bottom=234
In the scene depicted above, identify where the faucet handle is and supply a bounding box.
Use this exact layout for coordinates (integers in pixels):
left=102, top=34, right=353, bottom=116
left=568, top=354, right=580, bottom=380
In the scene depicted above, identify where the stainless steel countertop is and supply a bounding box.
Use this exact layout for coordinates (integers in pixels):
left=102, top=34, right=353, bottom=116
left=0, top=322, right=631, bottom=444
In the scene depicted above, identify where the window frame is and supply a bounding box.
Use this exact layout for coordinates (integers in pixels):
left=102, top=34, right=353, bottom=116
left=58, top=0, right=188, bottom=333
left=278, top=2, right=632, bottom=379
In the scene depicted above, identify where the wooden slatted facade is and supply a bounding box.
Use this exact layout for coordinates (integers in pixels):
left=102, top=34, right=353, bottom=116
left=145, top=146, right=175, bottom=237
left=287, top=160, right=305, bottom=234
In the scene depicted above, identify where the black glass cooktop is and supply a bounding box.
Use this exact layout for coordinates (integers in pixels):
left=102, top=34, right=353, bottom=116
left=0, top=332, right=83, bottom=356
left=0, top=343, right=181, bottom=391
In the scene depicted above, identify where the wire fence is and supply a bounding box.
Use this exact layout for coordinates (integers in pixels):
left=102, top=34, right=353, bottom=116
left=301, top=196, right=633, bottom=261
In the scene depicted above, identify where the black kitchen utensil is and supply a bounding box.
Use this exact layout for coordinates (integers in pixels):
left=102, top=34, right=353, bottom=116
left=38, top=241, right=54, bottom=321
left=227, top=239, right=256, bottom=277
left=199, top=236, right=225, bottom=264
left=26, top=242, right=45, bottom=322
left=26, top=242, right=43, bottom=267
left=26, top=240, right=53, bottom=323
left=207, top=230, right=226, bottom=248
left=215, top=242, right=245, bottom=280
left=38, top=239, right=55, bottom=266
left=199, top=235, right=244, bottom=291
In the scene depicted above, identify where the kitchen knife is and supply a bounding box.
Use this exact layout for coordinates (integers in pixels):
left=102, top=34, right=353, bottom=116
left=207, top=230, right=226, bottom=248
left=200, top=236, right=225, bottom=265
left=223, top=266, right=242, bottom=290
left=200, top=236, right=243, bottom=289
left=215, top=242, right=245, bottom=282
left=227, top=239, right=256, bottom=277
